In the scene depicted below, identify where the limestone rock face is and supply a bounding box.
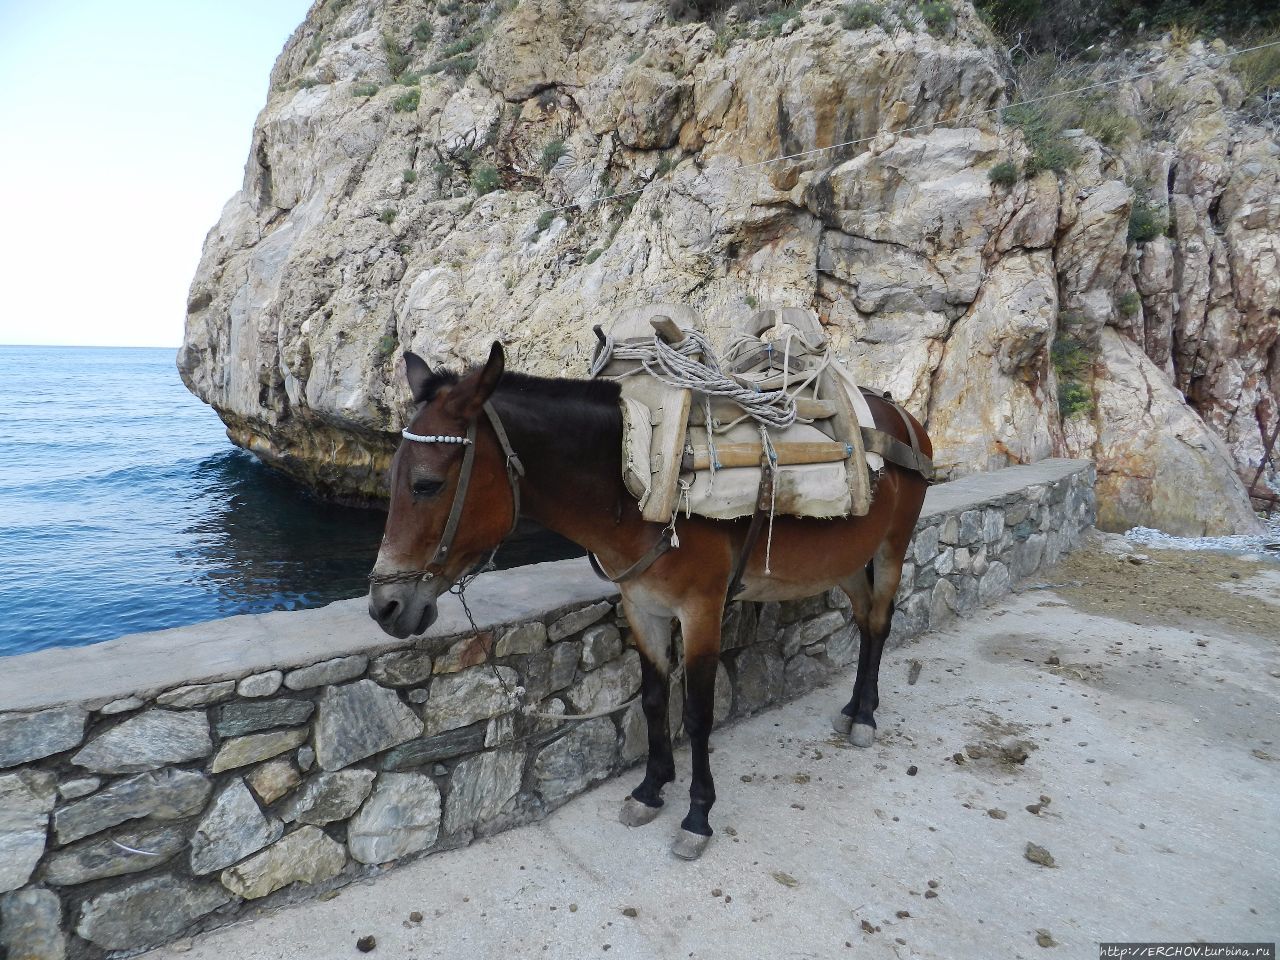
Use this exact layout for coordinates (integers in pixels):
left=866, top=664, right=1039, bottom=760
left=180, top=0, right=1275, bottom=532
left=1074, top=329, right=1262, bottom=536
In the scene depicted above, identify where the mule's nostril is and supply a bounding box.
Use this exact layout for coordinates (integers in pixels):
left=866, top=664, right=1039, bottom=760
left=377, top=599, right=400, bottom=622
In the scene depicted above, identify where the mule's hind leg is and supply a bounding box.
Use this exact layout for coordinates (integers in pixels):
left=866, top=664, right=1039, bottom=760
left=833, top=565, right=873, bottom=740
left=620, top=599, right=674, bottom=827
left=838, top=539, right=909, bottom=748
left=671, top=599, right=723, bottom=860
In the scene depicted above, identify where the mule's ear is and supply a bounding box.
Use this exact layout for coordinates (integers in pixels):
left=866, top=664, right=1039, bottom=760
left=404, top=352, right=433, bottom=404
left=444, top=341, right=505, bottom=420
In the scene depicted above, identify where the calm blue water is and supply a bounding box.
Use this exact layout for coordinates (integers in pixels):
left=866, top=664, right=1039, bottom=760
left=0, top=346, right=579, bottom=657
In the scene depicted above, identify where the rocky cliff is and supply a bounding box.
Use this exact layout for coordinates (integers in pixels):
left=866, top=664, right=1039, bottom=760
left=178, top=0, right=1277, bottom=534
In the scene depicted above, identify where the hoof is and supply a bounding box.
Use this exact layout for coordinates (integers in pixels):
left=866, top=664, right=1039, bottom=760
left=848, top=723, right=876, bottom=748
left=832, top=713, right=853, bottom=736
left=619, top=795, right=662, bottom=828
left=671, top=829, right=711, bottom=861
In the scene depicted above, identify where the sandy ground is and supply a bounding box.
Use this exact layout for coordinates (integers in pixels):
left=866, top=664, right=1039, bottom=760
left=152, top=542, right=1279, bottom=960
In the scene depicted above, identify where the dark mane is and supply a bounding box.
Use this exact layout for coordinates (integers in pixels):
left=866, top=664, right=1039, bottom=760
left=420, top=364, right=622, bottom=468
left=490, top=371, right=622, bottom=465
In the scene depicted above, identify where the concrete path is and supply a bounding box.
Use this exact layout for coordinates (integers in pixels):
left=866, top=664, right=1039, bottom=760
left=152, top=578, right=1279, bottom=960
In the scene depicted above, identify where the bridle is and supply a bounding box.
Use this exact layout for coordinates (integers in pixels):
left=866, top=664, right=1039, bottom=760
left=367, top=401, right=525, bottom=587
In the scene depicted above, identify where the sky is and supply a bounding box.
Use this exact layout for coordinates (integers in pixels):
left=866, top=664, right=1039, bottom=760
left=0, top=0, right=314, bottom=347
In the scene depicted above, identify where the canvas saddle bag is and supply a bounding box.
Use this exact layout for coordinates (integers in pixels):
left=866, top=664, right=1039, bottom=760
left=591, top=304, right=894, bottom=525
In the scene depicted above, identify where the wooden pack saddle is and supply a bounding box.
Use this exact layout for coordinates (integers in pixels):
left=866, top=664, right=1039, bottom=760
left=591, top=305, right=931, bottom=526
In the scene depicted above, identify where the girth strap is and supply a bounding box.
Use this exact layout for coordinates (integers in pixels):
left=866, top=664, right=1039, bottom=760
left=587, top=529, right=674, bottom=584
left=726, top=454, right=776, bottom=601
left=860, top=426, right=933, bottom=479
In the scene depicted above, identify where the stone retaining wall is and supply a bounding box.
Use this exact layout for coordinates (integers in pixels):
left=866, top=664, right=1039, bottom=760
left=0, top=459, right=1094, bottom=960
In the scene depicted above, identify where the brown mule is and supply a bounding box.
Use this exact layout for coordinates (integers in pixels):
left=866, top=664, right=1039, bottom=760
left=368, top=342, right=931, bottom=860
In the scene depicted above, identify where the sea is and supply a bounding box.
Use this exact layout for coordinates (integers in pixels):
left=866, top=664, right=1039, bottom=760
left=0, top=346, right=580, bottom=658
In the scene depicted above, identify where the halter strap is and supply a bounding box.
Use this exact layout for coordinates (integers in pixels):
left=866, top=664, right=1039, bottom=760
left=427, top=401, right=525, bottom=566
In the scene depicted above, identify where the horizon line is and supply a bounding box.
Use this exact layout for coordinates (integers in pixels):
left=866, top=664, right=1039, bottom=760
left=0, top=342, right=181, bottom=350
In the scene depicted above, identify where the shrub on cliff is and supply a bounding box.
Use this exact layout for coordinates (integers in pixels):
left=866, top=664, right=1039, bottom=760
left=470, top=164, right=501, bottom=195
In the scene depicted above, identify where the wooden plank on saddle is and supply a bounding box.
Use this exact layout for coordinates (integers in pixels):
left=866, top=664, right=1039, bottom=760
left=644, top=315, right=694, bottom=523
left=683, top=440, right=851, bottom=471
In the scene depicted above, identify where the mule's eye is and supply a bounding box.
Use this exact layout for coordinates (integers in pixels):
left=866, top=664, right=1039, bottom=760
left=411, top=478, right=444, bottom=499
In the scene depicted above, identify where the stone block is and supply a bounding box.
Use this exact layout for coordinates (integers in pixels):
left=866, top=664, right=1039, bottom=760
left=314, top=679, right=422, bottom=770
left=913, top=524, right=940, bottom=564
left=46, top=825, right=187, bottom=885
left=566, top=650, right=640, bottom=713
left=72, top=710, right=211, bottom=774
left=279, top=770, right=376, bottom=826
left=0, top=706, right=88, bottom=768
left=443, top=749, right=523, bottom=834
left=53, top=769, right=210, bottom=845
left=579, top=624, right=623, bottom=671
left=347, top=772, right=441, bottom=865
left=380, top=724, right=488, bottom=770
left=237, top=671, right=283, bottom=698
left=432, top=634, right=493, bottom=675
left=547, top=601, right=612, bottom=641
left=495, top=621, right=547, bottom=657
left=189, top=779, right=282, bottom=875
left=0, top=770, right=56, bottom=893
left=220, top=825, right=346, bottom=900
left=75, top=876, right=229, bottom=951
left=532, top=718, right=616, bottom=807
left=731, top=647, right=784, bottom=715
left=212, top=728, right=309, bottom=773
left=982, top=508, right=1005, bottom=543
left=784, top=655, right=827, bottom=698
left=284, top=656, right=368, bottom=690
left=246, top=758, right=300, bottom=805
left=369, top=650, right=435, bottom=687
left=215, top=699, right=314, bottom=738
left=1, top=887, right=65, bottom=960
left=420, top=668, right=518, bottom=738
left=156, top=681, right=236, bottom=708
left=978, top=561, right=1012, bottom=605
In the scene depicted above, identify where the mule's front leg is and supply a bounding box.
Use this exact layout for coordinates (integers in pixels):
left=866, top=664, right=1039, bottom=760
left=672, top=652, right=718, bottom=859
left=619, top=601, right=674, bottom=828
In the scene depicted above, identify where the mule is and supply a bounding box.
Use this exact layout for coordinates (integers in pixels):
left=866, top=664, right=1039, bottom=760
left=368, top=342, right=931, bottom=859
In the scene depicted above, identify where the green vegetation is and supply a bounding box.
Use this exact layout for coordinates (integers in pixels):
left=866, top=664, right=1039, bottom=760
left=432, top=161, right=454, bottom=188
left=383, top=34, right=412, bottom=80
left=392, top=89, right=421, bottom=112
left=403, top=169, right=418, bottom=184
left=1118, top=292, right=1141, bottom=316
left=377, top=334, right=397, bottom=355
left=1128, top=193, right=1168, bottom=244
left=988, top=160, right=1019, bottom=188
left=535, top=210, right=556, bottom=232
left=378, top=207, right=398, bottom=224
left=470, top=164, right=501, bottom=195
left=412, top=19, right=434, bottom=45
left=427, top=53, right=477, bottom=77
left=1003, top=102, right=1081, bottom=177
left=843, top=1, right=887, bottom=29
left=351, top=81, right=379, bottom=98
left=540, top=139, right=568, bottom=173
left=442, top=33, right=484, bottom=57
left=745, top=294, right=759, bottom=308
left=918, top=0, right=954, bottom=35
left=1051, top=335, right=1093, bottom=418
left=1231, top=36, right=1280, bottom=123
left=585, top=249, right=603, bottom=264
left=655, top=152, right=678, bottom=176
left=975, top=0, right=1278, bottom=57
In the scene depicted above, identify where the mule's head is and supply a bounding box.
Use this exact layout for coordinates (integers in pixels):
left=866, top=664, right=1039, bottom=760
left=368, top=342, right=514, bottom=641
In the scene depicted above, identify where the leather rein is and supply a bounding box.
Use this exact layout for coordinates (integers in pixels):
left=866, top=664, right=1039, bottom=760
left=367, top=401, right=525, bottom=587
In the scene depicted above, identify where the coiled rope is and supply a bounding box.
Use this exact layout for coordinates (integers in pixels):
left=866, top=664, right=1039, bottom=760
left=591, top=329, right=798, bottom=430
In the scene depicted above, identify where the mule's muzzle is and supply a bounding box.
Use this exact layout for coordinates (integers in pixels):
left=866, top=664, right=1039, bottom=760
left=368, top=582, right=439, bottom=639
